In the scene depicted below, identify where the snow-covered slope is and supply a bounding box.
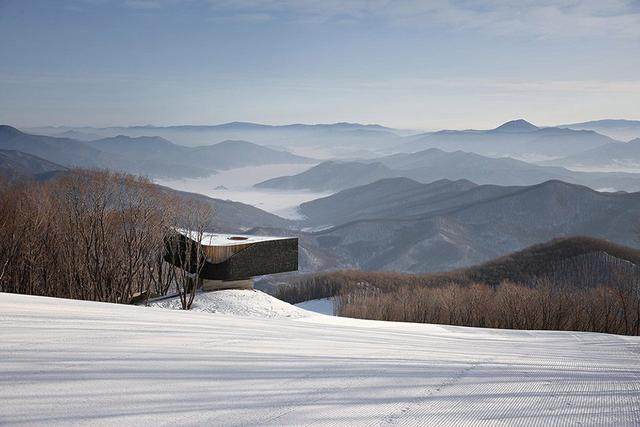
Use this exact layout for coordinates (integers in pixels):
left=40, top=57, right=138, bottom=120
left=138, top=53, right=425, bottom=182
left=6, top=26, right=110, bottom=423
left=295, top=297, right=335, bottom=315
left=1, top=292, right=639, bottom=426
left=151, top=289, right=310, bottom=319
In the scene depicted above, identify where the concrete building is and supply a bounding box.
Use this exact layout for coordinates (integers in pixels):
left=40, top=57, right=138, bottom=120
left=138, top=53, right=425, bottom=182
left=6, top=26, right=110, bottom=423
left=165, top=230, right=298, bottom=291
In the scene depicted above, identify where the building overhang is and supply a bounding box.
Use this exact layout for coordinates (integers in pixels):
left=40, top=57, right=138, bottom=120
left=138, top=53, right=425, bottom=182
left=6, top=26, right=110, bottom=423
left=165, top=230, right=298, bottom=281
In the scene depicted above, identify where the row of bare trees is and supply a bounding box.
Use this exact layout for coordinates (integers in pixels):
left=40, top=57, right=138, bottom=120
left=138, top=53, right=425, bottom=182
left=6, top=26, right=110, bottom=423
left=336, top=279, right=640, bottom=335
left=0, top=170, right=213, bottom=309
left=277, top=261, right=640, bottom=335
left=276, top=270, right=436, bottom=304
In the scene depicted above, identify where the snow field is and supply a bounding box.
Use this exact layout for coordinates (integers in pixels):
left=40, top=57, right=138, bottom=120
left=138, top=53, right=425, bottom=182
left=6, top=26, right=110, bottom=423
left=0, top=291, right=639, bottom=426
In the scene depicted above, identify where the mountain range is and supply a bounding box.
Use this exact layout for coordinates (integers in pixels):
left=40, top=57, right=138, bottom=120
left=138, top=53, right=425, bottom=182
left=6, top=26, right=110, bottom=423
left=540, top=138, right=640, bottom=172
left=401, top=119, right=618, bottom=160
left=285, top=178, right=640, bottom=273
left=0, top=126, right=312, bottom=179
left=255, top=160, right=395, bottom=192
left=90, top=135, right=311, bottom=173
left=256, top=147, right=640, bottom=193
left=7, top=118, right=640, bottom=276
left=559, top=119, right=640, bottom=141
left=25, top=118, right=637, bottom=162
left=27, top=122, right=406, bottom=158
left=0, top=125, right=124, bottom=170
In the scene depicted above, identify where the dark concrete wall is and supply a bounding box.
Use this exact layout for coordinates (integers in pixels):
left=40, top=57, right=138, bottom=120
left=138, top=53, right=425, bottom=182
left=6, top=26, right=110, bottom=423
left=200, top=238, right=298, bottom=280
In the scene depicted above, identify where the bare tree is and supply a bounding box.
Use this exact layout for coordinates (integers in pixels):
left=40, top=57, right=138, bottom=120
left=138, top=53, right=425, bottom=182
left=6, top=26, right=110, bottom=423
left=0, top=169, right=213, bottom=306
left=165, top=199, right=214, bottom=310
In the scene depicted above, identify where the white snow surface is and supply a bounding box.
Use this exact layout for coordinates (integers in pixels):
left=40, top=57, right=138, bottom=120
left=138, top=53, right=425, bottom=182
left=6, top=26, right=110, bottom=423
left=1, top=291, right=640, bottom=426
left=151, top=289, right=310, bottom=319
left=295, top=297, right=336, bottom=315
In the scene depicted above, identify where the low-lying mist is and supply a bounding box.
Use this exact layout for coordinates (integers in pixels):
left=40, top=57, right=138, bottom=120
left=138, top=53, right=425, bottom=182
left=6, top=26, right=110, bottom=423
left=154, top=163, right=331, bottom=219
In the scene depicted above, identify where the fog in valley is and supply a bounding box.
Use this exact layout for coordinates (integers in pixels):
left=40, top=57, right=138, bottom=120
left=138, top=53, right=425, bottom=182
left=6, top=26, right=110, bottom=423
left=155, top=163, right=330, bottom=219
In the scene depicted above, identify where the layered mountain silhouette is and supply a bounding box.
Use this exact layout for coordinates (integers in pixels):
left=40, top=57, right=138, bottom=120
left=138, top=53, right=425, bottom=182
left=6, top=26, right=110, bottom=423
left=541, top=138, right=640, bottom=172
left=0, top=126, right=312, bottom=179
left=255, top=161, right=396, bottom=192
left=560, top=119, right=640, bottom=141
left=8, top=118, right=640, bottom=275
left=256, top=147, right=640, bottom=192
left=90, top=135, right=311, bottom=173
left=293, top=178, right=640, bottom=273
left=26, top=119, right=624, bottom=161
left=299, top=178, right=479, bottom=225
left=402, top=119, right=617, bottom=160
left=0, top=125, right=124, bottom=170
left=27, top=122, right=404, bottom=158
left=53, top=129, right=102, bottom=141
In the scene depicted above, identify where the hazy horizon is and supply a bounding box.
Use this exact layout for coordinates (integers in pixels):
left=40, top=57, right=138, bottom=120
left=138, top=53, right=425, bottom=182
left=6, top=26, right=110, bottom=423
left=1, top=1, right=639, bottom=129
left=17, top=116, right=640, bottom=133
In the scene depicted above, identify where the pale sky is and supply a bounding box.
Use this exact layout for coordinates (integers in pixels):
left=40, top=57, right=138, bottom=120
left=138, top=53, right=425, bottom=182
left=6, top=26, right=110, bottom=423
left=1, top=0, right=639, bottom=130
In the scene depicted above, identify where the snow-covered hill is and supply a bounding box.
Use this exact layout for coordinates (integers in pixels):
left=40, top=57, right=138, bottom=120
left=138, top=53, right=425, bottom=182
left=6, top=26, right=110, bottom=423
left=1, top=291, right=639, bottom=425
left=151, top=289, right=310, bottom=319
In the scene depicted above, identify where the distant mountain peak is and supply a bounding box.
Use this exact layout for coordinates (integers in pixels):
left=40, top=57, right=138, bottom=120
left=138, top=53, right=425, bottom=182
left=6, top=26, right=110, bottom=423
left=493, top=119, right=539, bottom=132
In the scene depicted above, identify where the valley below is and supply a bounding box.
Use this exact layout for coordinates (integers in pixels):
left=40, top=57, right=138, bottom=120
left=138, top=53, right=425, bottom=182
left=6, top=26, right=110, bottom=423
left=155, top=163, right=330, bottom=219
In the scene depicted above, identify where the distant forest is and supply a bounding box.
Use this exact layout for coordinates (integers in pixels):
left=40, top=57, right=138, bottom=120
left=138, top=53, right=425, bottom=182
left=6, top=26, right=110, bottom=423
left=278, top=238, right=640, bottom=336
